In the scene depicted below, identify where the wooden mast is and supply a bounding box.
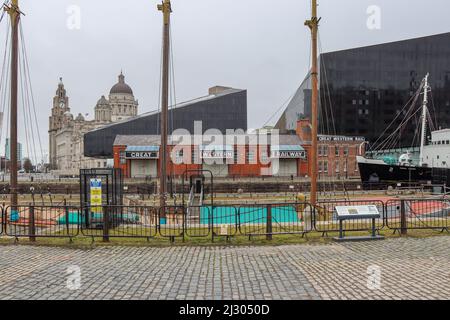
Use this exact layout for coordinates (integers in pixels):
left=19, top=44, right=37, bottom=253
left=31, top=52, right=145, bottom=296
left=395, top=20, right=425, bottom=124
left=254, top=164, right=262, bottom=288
left=158, top=0, right=172, bottom=208
left=6, top=0, right=20, bottom=210
left=305, top=0, right=319, bottom=205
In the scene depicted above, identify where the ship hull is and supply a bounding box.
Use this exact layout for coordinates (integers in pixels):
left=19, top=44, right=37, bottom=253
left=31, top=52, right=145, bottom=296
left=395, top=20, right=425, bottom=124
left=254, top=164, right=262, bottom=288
left=357, top=158, right=449, bottom=187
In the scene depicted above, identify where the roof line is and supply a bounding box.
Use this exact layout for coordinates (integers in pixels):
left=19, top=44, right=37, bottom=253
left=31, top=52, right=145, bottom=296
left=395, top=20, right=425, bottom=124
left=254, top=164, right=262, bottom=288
left=322, top=32, right=450, bottom=56
left=88, top=88, right=246, bottom=133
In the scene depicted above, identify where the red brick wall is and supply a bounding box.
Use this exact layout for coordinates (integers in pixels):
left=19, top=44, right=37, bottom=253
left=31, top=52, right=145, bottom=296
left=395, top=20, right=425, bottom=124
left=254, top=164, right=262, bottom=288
left=113, top=145, right=129, bottom=177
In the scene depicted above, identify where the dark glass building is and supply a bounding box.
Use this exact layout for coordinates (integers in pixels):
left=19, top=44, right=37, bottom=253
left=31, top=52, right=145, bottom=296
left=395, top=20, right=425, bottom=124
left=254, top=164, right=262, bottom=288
left=276, top=32, right=450, bottom=147
left=84, top=87, right=247, bottom=158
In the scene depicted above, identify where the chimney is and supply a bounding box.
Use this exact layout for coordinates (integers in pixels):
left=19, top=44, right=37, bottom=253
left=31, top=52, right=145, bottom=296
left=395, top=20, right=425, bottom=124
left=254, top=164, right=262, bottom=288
left=208, top=86, right=232, bottom=95
left=296, top=119, right=312, bottom=142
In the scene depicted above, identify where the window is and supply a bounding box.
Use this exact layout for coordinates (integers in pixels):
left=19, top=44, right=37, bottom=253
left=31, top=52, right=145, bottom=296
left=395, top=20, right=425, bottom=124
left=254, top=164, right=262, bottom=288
left=323, top=145, right=328, bottom=156
left=247, top=150, right=255, bottom=163
left=323, top=161, right=328, bottom=173
left=335, top=146, right=340, bottom=157
left=318, top=161, right=323, bottom=173
left=343, top=145, right=349, bottom=157
left=260, top=148, right=269, bottom=164
left=175, top=149, right=184, bottom=164
left=119, top=151, right=126, bottom=165
left=335, top=160, right=340, bottom=173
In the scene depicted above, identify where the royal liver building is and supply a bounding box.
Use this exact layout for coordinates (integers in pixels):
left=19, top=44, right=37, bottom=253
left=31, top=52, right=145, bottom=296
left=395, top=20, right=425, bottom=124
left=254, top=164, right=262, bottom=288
left=48, top=72, right=138, bottom=174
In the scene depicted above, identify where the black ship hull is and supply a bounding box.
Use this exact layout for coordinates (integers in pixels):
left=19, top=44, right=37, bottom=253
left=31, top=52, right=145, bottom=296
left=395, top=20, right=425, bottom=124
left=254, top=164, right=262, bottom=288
left=357, top=159, right=450, bottom=188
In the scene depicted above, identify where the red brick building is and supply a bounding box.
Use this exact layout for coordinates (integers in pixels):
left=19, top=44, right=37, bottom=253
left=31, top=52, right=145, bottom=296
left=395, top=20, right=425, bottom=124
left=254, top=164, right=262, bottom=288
left=112, top=120, right=365, bottom=179
left=296, top=119, right=366, bottom=179
left=113, top=134, right=308, bottom=178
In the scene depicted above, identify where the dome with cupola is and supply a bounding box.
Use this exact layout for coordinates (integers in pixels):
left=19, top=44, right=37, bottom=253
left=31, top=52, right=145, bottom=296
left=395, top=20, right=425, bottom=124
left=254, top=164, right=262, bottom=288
left=110, top=72, right=133, bottom=95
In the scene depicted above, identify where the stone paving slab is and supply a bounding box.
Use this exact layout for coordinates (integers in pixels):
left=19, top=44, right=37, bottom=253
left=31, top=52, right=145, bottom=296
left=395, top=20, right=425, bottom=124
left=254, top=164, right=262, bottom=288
left=0, top=236, right=449, bottom=300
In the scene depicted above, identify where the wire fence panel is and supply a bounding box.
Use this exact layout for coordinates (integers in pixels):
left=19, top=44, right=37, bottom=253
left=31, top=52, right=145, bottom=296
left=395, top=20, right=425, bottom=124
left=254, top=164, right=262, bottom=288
left=2, top=198, right=448, bottom=241
left=4, top=205, right=80, bottom=238
left=385, top=199, right=450, bottom=231
left=0, top=206, right=3, bottom=235
left=185, top=206, right=211, bottom=237
left=314, top=200, right=385, bottom=234
left=159, top=206, right=185, bottom=239
left=238, top=203, right=313, bottom=237
left=80, top=205, right=158, bottom=239
left=210, top=205, right=239, bottom=238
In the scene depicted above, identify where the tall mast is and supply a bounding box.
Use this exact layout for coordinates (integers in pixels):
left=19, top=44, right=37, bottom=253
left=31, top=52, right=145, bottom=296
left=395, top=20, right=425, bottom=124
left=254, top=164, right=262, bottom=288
left=6, top=0, right=20, bottom=210
left=158, top=0, right=171, bottom=208
left=305, top=0, right=320, bottom=205
left=419, top=73, right=429, bottom=167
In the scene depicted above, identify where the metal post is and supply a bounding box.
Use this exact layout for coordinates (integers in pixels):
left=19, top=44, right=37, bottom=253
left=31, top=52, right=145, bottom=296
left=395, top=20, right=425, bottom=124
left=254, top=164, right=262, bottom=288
left=7, top=0, right=20, bottom=215
left=266, top=204, right=272, bottom=240
left=305, top=0, right=320, bottom=206
left=158, top=0, right=172, bottom=210
left=103, top=206, right=109, bottom=242
left=371, top=218, right=376, bottom=238
left=29, top=204, right=35, bottom=242
left=64, top=198, right=70, bottom=234
left=400, top=200, right=407, bottom=235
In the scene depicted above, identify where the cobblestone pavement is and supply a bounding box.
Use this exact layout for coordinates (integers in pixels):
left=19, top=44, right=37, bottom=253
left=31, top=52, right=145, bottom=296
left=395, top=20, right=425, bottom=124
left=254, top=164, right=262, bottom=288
left=0, top=237, right=449, bottom=300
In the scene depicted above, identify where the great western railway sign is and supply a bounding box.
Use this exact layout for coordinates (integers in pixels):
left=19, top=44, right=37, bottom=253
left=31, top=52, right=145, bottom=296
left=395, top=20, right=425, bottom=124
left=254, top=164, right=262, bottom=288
left=201, top=150, right=234, bottom=159
left=125, top=151, right=159, bottom=159
left=318, top=135, right=365, bottom=142
left=271, top=150, right=306, bottom=159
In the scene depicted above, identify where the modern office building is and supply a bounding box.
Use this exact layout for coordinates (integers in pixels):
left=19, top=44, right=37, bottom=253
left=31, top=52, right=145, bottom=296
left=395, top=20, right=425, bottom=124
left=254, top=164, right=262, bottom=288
left=5, top=138, right=23, bottom=162
left=276, top=32, right=450, bottom=148
left=84, top=86, right=248, bottom=159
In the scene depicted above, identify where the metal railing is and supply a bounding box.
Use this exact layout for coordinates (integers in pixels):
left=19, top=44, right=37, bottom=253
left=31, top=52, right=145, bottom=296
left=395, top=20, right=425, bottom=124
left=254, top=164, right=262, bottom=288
left=4, top=205, right=80, bottom=239
left=80, top=205, right=158, bottom=240
left=385, top=199, right=450, bottom=233
left=237, top=203, right=313, bottom=239
left=0, top=199, right=448, bottom=242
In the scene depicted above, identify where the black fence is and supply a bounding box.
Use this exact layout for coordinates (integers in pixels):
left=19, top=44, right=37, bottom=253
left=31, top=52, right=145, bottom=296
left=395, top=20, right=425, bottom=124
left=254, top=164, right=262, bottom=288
left=385, top=199, right=450, bottom=233
left=80, top=205, right=158, bottom=240
left=0, top=199, right=449, bottom=241
left=237, top=203, right=313, bottom=239
left=3, top=205, right=80, bottom=239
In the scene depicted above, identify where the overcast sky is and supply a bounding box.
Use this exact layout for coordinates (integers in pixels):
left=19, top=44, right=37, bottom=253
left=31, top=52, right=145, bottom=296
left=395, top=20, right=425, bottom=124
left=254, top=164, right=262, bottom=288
left=1, top=0, right=450, bottom=161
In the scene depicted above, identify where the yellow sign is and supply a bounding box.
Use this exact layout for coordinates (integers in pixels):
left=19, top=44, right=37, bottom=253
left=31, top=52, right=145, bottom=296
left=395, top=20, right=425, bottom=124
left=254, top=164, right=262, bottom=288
left=90, top=179, right=102, bottom=213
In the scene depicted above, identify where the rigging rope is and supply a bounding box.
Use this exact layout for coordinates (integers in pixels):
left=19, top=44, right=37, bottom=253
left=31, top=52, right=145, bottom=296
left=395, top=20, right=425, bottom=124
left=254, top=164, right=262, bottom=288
left=370, top=81, right=424, bottom=153
left=19, top=21, right=44, bottom=165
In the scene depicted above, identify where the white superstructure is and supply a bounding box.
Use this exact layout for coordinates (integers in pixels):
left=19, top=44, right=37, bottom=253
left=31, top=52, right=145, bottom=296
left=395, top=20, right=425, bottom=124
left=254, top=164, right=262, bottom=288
left=422, top=129, right=450, bottom=168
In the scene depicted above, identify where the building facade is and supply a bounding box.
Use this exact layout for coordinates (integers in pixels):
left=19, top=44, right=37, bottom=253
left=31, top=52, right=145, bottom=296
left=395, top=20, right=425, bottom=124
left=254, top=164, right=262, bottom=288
left=84, top=86, right=248, bottom=159
left=276, top=32, right=450, bottom=148
left=296, top=119, right=365, bottom=179
left=113, top=134, right=308, bottom=179
left=5, top=138, right=23, bottom=162
left=48, top=73, right=138, bottom=174
left=111, top=119, right=364, bottom=179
